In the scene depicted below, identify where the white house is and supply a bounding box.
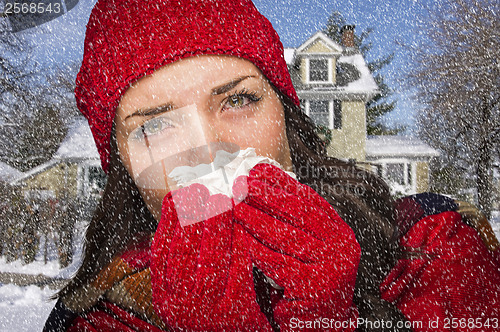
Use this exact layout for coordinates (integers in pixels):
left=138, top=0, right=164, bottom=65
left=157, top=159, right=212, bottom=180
left=366, top=136, right=439, bottom=195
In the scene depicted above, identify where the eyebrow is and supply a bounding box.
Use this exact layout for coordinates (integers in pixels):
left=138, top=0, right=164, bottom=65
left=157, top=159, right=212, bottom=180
left=124, top=103, right=174, bottom=121
left=124, top=75, right=256, bottom=120
left=211, top=75, right=256, bottom=95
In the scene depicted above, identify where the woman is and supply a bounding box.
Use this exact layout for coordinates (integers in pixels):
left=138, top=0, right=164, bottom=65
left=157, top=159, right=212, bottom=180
left=44, top=0, right=499, bottom=331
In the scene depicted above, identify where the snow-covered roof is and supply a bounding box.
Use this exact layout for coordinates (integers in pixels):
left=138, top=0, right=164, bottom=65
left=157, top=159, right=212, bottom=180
left=337, top=54, right=378, bottom=93
left=366, top=136, right=440, bottom=159
left=11, top=118, right=100, bottom=185
left=13, top=159, right=59, bottom=185
left=54, top=117, right=99, bottom=161
left=284, top=33, right=378, bottom=96
left=284, top=48, right=295, bottom=64
left=0, top=161, right=24, bottom=184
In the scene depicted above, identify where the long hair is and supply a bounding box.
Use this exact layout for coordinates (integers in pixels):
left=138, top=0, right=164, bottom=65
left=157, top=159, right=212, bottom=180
left=58, top=89, right=408, bottom=330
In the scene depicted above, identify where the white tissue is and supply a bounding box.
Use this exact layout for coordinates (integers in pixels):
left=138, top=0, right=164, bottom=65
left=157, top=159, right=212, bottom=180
left=167, top=147, right=296, bottom=196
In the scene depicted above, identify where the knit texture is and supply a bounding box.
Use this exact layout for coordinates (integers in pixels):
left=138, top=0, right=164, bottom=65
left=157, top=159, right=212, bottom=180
left=59, top=164, right=361, bottom=331
left=76, top=0, right=299, bottom=172
left=381, top=211, right=500, bottom=331
left=232, top=164, right=361, bottom=331
left=150, top=183, right=272, bottom=331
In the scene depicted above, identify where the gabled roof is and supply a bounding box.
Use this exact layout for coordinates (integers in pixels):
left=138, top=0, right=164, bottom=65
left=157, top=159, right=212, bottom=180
left=366, top=136, right=440, bottom=159
left=12, top=117, right=100, bottom=184
left=284, top=51, right=378, bottom=98
left=11, top=159, right=60, bottom=185
left=295, top=31, right=343, bottom=55
left=284, top=30, right=378, bottom=98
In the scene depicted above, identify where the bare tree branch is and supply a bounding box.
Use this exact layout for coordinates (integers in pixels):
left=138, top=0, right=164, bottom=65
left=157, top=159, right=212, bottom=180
left=408, top=0, right=499, bottom=217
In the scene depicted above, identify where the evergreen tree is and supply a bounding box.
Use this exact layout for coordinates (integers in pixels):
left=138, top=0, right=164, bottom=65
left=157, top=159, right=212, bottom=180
left=323, top=11, right=404, bottom=135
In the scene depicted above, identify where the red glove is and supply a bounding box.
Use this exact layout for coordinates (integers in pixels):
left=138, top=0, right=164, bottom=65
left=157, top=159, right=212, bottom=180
left=232, top=164, right=360, bottom=331
left=150, top=183, right=272, bottom=331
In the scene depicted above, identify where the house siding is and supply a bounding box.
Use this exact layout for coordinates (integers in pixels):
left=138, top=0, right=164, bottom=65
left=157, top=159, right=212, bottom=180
left=300, top=58, right=307, bottom=84
left=304, top=40, right=332, bottom=53
left=299, top=41, right=337, bottom=85
left=416, top=161, right=429, bottom=193
left=327, top=101, right=366, bottom=161
left=23, top=163, right=79, bottom=199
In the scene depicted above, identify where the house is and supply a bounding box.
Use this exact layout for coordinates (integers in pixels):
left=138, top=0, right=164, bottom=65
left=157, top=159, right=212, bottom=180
left=0, top=161, right=24, bottom=203
left=285, top=27, right=438, bottom=194
left=12, top=117, right=105, bottom=203
left=286, top=27, right=377, bottom=162
left=365, top=136, right=439, bottom=195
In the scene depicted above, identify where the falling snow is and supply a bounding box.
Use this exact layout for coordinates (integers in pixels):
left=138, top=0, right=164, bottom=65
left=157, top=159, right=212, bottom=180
left=1, top=0, right=499, bottom=330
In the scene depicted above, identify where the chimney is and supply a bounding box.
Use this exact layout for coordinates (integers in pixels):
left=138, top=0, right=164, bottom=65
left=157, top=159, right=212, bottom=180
left=341, top=25, right=356, bottom=48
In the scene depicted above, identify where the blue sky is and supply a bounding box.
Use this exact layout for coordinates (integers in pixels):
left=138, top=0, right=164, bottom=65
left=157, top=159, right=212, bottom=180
left=8, top=0, right=436, bottom=134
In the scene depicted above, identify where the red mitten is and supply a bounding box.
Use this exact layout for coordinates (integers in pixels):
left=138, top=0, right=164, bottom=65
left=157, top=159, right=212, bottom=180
left=232, top=163, right=360, bottom=331
left=150, top=183, right=272, bottom=331
left=380, top=211, right=500, bottom=332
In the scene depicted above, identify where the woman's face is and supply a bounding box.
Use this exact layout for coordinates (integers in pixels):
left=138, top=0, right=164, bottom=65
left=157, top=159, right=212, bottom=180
left=115, top=55, right=293, bottom=221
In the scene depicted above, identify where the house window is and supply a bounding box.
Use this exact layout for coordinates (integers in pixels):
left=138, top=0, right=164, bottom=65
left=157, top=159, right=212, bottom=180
left=81, top=165, right=106, bottom=198
left=407, top=163, right=413, bottom=186
left=88, top=166, right=106, bottom=192
left=304, top=100, right=342, bottom=129
left=333, top=100, right=342, bottom=129
left=385, top=163, right=405, bottom=186
left=309, top=100, right=330, bottom=127
left=309, top=59, right=329, bottom=82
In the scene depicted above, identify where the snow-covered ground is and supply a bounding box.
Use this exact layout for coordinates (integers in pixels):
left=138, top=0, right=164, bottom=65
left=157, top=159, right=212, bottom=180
left=1, top=215, right=499, bottom=331
left=0, top=244, right=82, bottom=331
left=0, top=283, right=56, bottom=331
left=0, top=260, right=58, bottom=331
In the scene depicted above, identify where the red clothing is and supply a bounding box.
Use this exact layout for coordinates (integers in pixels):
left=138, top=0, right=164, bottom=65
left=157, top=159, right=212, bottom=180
left=54, top=165, right=360, bottom=331
left=381, top=211, right=500, bottom=331
left=46, top=185, right=500, bottom=331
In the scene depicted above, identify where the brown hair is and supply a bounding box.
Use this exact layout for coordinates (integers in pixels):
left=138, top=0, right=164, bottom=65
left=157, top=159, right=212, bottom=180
left=279, top=92, right=409, bottom=330
left=59, top=90, right=408, bottom=330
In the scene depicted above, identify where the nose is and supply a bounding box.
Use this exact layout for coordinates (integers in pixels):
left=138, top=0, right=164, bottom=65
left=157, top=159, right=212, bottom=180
left=202, top=125, right=223, bottom=148
left=196, top=105, right=222, bottom=145
left=195, top=108, right=240, bottom=162
left=199, top=117, right=222, bottom=163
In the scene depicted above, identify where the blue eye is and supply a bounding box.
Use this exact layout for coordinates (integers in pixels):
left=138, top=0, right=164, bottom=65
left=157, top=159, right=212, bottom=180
left=130, top=116, right=174, bottom=141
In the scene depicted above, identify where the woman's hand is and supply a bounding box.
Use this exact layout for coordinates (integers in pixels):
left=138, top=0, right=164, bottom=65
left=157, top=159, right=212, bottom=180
left=232, top=163, right=361, bottom=331
left=150, top=183, right=272, bottom=331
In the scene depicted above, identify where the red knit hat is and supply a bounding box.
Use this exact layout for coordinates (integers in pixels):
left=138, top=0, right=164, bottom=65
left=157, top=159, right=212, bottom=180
left=76, top=0, right=299, bottom=173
